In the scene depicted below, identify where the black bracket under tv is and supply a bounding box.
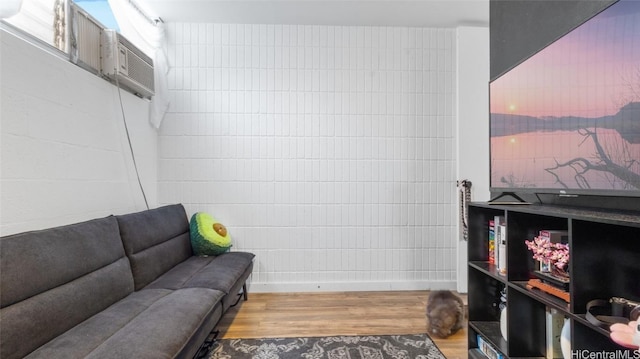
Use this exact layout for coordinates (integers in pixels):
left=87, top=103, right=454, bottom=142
left=488, top=191, right=530, bottom=205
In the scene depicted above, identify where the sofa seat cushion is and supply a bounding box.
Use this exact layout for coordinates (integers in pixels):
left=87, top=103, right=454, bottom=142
left=25, top=288, right=225, bottom=359
left=144, top=252, right=254, bottom=307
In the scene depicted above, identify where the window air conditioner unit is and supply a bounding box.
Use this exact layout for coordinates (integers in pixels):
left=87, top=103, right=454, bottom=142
left=101, top=29, right=155, bottom=99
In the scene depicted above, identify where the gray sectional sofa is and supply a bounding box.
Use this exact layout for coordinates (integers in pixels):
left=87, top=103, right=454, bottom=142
left=0, top=204, right=254, bottom=359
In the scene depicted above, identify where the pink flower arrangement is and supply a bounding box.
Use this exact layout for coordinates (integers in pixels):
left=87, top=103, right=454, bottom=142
left=524, top=236, right=570, bottom=270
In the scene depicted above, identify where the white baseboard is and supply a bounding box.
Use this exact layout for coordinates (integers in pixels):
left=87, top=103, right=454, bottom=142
left=247, top=280, right=457, bottom=293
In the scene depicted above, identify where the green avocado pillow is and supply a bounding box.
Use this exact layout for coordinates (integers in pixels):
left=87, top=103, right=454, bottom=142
left=189, top=212, right=232, bottom=256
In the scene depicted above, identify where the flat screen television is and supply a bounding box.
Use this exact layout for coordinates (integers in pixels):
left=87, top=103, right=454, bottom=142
left=490, top=0, right=640, bottom=200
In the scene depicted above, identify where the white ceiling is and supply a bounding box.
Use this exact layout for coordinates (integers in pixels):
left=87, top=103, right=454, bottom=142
left=137, top=0, right=489, bottom=28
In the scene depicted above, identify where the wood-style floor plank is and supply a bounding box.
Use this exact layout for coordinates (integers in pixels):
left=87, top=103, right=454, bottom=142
left=217, top=291, right=467, bottom=358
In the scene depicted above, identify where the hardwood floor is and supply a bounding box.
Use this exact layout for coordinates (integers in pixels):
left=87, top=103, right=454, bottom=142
left=217, top=290, right=468, bottom=358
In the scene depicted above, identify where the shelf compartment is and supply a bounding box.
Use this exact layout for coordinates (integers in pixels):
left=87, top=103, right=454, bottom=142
left=468, top=206, right=506, bottom=262
left=505, top=211, right=568, bottom=282
left=469, top=321, right=508, bottom=357
left=571, top=219, right=640, bottom=314
left=469, top=266, right=505, bottom=322
left=506, top=288, right=546, bottom=358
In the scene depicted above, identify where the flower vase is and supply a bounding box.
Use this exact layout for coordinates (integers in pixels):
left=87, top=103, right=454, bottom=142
left=539, top=259, right=551, bottom=272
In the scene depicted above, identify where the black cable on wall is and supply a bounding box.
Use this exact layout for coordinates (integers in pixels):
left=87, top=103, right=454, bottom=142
left=115, top=77, right=150, bottom=210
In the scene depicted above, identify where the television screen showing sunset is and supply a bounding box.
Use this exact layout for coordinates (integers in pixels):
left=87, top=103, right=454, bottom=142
left=490, top=0, right=640, bottom=194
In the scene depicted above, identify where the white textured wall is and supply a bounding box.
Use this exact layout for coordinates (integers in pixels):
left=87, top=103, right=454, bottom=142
left=160, top=24, right=458, bottom=292
left=456, top=26, right=490, bottom=293
left=0, top=28, right=158, bottom=235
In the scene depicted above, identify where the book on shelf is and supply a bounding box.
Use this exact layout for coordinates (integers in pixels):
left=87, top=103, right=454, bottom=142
left=469, top=348, right=490, bottom=359
left=477, top=334, right=505, bottom=359
left=546, top=307, right=565, bottom=359
left=488, top=220, right=495, bottom=264
left=494, top=216, right=506, bottom=275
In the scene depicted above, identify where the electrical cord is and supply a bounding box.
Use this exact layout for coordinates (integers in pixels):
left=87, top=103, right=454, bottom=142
left=115, top=76, right=150, bottom=210
left=457, top=180, right=472, bottom=241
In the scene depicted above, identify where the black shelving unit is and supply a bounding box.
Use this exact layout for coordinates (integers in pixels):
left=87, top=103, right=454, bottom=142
left=467, top=202, right=640, bottom=358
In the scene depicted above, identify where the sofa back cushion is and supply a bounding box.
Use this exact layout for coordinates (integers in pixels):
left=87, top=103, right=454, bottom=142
left=0, top=216, right=134, bottom=359
left=116, top=204, right=193, bottom=290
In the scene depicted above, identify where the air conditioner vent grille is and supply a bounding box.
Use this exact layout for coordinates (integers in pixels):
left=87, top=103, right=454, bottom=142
left=121, top=43, right=154, bottom=91
left=70, top=3, right=102, bottom=73
left=101, top=30, right=155, bottom=98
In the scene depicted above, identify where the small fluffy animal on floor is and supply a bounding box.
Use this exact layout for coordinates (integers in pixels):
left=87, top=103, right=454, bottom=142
left=426, top=290, right=465, bottom=338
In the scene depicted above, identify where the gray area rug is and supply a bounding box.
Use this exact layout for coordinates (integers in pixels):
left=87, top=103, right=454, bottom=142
left=209, top=334, right=446, bottom=359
